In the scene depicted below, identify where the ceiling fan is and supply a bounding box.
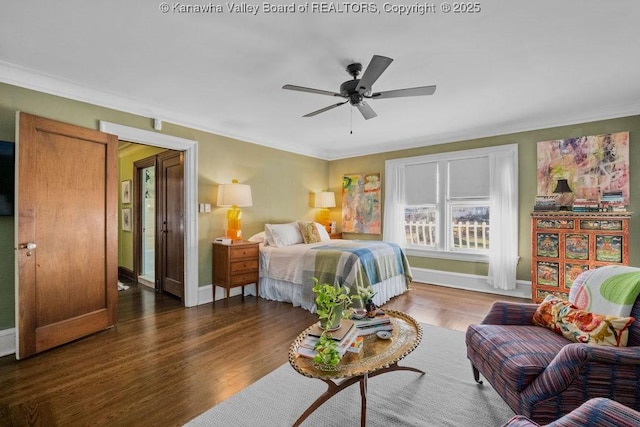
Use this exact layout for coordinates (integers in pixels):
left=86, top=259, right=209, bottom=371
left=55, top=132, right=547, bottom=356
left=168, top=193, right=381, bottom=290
left=283, top=55, right=436, bottom=120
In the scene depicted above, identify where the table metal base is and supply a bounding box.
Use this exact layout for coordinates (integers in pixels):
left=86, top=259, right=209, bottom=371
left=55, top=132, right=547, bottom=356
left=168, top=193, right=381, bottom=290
left=293, top=362, right=425, bottom=427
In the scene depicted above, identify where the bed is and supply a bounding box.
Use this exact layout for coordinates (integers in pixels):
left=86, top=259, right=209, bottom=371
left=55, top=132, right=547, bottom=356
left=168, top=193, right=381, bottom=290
left=245, top=221, right=412, bottom=312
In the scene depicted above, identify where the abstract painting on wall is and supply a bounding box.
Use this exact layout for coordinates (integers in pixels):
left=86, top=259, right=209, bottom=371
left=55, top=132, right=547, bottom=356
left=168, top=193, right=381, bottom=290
left=342, top=173, right=381, bottom=234
left=537, top=131, right=629, bottom=204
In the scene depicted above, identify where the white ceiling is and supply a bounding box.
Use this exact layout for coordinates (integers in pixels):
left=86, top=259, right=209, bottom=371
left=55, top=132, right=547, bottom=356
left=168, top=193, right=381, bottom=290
left=1, top=1, right=640, bottom=160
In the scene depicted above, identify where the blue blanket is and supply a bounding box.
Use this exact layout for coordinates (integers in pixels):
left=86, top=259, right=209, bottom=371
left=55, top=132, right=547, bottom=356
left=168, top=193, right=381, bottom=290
left=301, top=241, right=412, bottom=297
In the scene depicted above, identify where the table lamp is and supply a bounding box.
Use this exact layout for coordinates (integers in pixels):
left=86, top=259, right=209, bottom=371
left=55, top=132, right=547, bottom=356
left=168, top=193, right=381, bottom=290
left=314, top=191, right=336, bottom=231
left=553, top=178, right=573, bottom=211
left=217, top=179, right=253, bottom=240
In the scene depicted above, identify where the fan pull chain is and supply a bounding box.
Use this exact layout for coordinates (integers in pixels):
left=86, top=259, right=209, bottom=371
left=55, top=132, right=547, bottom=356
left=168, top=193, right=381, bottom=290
left=350, top=106, right=353, bottom=135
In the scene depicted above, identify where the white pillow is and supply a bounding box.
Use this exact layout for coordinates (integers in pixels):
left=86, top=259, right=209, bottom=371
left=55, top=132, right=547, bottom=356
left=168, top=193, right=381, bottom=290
left=248, top=231, right=266, bottom=244
left=264, top=222, right=303, bottom=247
left=315, top=222, right=331, bottom=241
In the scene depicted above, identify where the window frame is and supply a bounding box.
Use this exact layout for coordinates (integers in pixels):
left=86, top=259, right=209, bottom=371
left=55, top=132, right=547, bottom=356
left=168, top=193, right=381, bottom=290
left=385, top=144, right=518, bottom=263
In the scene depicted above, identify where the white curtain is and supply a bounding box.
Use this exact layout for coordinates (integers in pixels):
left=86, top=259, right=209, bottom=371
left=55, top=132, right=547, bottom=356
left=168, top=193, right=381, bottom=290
left=382, top=162, right=406, bottom=245
left=487, top=149, right=519, bottom=290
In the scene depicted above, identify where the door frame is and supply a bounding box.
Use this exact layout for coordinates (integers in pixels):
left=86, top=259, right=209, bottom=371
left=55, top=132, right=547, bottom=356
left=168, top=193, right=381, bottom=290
left=99, top=121, right=198, bottom=307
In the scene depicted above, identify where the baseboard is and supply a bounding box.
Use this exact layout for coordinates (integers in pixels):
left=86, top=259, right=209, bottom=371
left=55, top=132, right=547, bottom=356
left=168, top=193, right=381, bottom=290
left=198, top=283, right=258, bottom=305
left=118, top=266, right=136, bottom=282
left=411, top=267, right=532, bottom=299
left=0, top=328, right=16, bottom=357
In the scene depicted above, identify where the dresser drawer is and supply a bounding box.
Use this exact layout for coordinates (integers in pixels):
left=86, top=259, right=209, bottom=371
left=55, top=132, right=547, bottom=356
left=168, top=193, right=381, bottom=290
left=230, top=259, right=258, bottom=273
left=230, top=245, right=259, bottom=259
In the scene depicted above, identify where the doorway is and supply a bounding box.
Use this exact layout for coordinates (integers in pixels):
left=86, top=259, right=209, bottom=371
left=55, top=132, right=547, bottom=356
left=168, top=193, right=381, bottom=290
left=100, top=121, right=198, bottom=307
left=133, top=150, right=184, bottom=300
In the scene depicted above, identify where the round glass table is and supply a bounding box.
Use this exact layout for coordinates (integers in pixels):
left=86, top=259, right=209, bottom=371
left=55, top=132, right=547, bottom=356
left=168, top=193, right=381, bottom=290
left=288, top=310, right=423, bottom=426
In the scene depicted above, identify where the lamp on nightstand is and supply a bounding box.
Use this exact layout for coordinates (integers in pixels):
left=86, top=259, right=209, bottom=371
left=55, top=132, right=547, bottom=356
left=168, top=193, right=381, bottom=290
left=217, top=179, right=253, bottom=240
left=314, top=191, right=336, bottom=232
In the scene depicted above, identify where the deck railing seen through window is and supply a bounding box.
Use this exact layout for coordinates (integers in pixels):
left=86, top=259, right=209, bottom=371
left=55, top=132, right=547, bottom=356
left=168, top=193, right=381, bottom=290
left=405, top=220, right=489, bottom=250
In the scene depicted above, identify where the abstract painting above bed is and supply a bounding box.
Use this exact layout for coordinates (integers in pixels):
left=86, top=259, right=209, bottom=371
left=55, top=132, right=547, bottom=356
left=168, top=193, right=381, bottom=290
left=256, top=239, right=412, bottom=312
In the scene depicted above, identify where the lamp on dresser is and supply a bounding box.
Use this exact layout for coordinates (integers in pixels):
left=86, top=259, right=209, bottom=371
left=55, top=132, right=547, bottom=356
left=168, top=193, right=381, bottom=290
left=553, top=178, right=573, bottom=211
left=217, top=179, right=253, bottom=240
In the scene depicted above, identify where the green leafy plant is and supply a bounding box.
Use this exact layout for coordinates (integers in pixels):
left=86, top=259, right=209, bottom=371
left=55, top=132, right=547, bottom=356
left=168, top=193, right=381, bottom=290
left=312, top=278, right=355, bottom=330
left=356, top=285, right=376, bottom=303
left=313, top=334, right=341, bottom=366
left=311, top=278, right=360, bottom=367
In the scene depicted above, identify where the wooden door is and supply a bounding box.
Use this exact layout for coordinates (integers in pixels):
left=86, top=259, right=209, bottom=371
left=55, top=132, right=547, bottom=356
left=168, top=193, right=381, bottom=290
left=16, top=112, right=118, bottom=359
left=157, top=151, right=184, bottom=299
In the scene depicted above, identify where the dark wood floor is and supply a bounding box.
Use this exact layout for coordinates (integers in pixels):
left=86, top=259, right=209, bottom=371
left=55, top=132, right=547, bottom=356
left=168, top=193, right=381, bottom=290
left=0, top=282, right=528, bottom=426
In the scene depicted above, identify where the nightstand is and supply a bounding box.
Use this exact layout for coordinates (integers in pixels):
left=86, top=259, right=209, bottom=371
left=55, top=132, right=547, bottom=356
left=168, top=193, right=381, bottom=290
left=212, top=241, right=259, bottom=303
left=329, top=232, right=342, bottom=239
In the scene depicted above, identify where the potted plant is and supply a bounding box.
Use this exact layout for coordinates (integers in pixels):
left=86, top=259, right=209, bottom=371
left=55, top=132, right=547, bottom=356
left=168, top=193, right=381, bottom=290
left=356, top=285, right=378, bottom=318
left=312, top=277, right=355, bottom=331
left=311, top=278, right=358, bottom=367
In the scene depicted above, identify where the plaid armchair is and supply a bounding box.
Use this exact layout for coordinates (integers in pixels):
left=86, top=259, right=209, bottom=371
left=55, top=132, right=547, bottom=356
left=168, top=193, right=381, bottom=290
left=501, top=397, right=640, bottom=427
left=465, top=290, right=640, bottom=424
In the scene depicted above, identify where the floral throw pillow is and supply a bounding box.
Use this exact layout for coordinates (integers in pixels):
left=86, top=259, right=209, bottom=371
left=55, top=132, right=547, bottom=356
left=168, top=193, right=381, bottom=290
left=533, top=295, right=634, bottom=347
left=298, top=221, right=321, bottom=244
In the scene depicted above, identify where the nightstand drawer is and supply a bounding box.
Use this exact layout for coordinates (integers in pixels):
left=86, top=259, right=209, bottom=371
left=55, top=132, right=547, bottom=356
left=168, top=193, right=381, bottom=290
left=230, top=259, right=258, bottom=273
left=231, top=245, right=259, bottom=259
left=230, top=271, right=258, bottom=286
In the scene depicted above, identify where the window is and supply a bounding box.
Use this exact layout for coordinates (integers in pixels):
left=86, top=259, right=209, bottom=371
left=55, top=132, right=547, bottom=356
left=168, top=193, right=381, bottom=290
left=384, top=144, right=518, bottom=263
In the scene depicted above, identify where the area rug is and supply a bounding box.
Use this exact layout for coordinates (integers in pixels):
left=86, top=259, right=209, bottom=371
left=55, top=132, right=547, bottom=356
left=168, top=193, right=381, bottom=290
left=185, top=324, right=514, bottom=426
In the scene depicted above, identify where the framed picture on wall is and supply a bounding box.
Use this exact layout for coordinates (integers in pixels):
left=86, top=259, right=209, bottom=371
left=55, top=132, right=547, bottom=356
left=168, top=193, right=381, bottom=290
left=122, top=208, right=132, bottom=232
left=121, top=180, right=131, bottom=204
left=342, top=173, right=381, bottom=234
left=536, top=131, right=630, bottom=204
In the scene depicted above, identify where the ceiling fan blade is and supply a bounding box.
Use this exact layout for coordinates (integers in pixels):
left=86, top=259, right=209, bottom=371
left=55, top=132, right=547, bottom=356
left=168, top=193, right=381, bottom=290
left=303, top=101, right=348, bottom=117
left=283, top=84, right=342, bottom=97
left=356, top=102, right=377, bottom=120
left=370, top=85, right=437, bottom=99
left=357, top=55, right=393, bottom=95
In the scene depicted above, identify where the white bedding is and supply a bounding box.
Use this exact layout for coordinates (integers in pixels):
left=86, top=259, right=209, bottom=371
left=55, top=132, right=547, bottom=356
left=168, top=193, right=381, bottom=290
left=246, top=240, right=411, bottom=313
left=259, top=240, right=328, bottom=284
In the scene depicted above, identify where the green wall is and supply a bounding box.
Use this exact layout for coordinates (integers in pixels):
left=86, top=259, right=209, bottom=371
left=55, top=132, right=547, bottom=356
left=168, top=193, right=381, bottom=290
left=0, top=217, right=14, bottom=327
left=330, top=115, right=640, bottom=281
left=0, top=82, right=328, bottom=329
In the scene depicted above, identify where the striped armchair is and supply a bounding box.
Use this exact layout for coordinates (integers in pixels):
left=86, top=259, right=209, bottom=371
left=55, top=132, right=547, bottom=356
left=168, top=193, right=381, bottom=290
left=502, top=397, right=640, bottom=427
left=465, top=293, right=640, bottom=424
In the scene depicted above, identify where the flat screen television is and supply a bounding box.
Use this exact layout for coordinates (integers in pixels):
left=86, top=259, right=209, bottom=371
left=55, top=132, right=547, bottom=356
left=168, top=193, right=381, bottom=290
left=0, top=141, right=15, bottom=216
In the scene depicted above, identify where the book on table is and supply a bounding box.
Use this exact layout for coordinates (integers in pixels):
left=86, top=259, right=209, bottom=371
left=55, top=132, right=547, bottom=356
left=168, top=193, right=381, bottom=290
left=346, top=335, right=364, bottom=353
left=351, top=312, right=394, bottom=336
left=297, top=323, right=360, bottom=359
left=307, top=319, right=355, bottom=341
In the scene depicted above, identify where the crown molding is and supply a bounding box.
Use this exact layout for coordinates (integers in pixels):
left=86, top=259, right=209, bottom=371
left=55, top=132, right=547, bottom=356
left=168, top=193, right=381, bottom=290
left=2, top=60, right=639, bottom=162
left=0, top=60, right=329, bottom=160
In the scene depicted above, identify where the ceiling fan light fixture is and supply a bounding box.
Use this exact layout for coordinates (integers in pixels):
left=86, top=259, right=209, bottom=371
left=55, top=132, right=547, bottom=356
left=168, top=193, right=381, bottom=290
left=349, top=93, right=362, bottom=105
left=282, top=54, right=436, bottom=121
